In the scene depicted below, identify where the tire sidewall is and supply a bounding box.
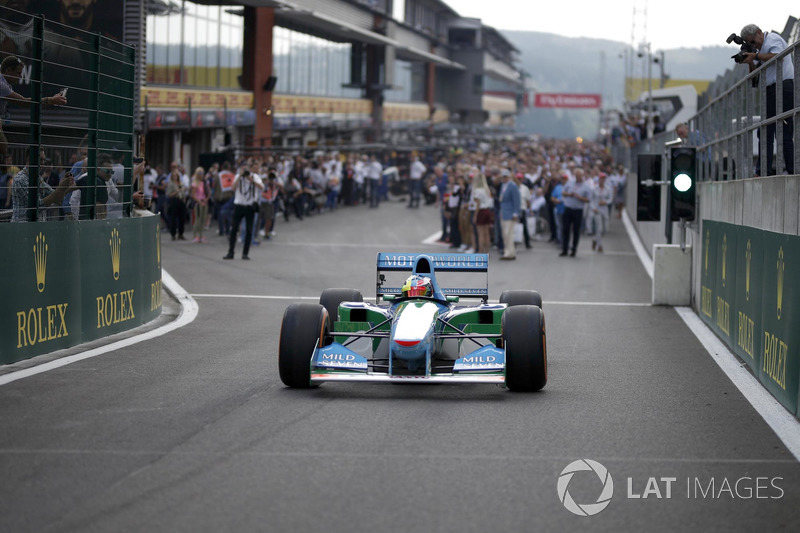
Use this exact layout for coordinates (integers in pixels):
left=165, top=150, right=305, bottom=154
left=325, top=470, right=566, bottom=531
left=502, top=305, right=547, bottom=392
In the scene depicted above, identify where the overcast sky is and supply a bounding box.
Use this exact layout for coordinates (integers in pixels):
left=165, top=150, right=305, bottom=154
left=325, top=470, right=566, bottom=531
left=444, top=0, right=797, bottom=52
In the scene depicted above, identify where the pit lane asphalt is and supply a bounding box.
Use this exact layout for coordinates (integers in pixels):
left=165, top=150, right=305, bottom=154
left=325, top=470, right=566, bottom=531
left=1, top=199, right=798, bottom=532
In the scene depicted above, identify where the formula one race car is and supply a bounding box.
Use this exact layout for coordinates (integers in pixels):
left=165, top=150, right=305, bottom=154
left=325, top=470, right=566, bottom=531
left=279, top=253, right=546, bottom=391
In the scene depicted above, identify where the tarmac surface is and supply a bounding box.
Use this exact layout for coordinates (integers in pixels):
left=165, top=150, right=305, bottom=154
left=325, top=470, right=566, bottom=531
left=1, top=198, right=798, bottom=532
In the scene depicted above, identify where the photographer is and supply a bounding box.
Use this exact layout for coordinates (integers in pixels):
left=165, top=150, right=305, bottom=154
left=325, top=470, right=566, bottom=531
left=740, top=24, right=794, bottom=176
left=223, top=166, right=263, bottom=260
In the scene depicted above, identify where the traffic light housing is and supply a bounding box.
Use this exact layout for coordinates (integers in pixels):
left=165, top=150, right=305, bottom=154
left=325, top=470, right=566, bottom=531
left=636, top=154, right=661, bottom=221
left=670, top=146, right=696, bottom=221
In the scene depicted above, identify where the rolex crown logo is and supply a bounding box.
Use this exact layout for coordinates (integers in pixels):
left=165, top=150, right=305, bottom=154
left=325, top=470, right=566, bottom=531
left=745, top=240, right=751, bottom=301
left=721, top=234, right=727, bottom=287
left=110, top=228, right=121, bottom=281
left=777, top=247, right=784, bottom=320
left=34, top=232, right=48, bottom=293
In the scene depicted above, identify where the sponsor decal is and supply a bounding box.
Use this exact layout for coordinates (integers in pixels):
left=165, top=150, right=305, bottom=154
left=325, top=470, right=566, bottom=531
left=150, top=280, right=162, bottom=312
left=379, top=287, right=487, bottom=296
left=110, top=228, right=121, bottom=281
left=776, top=247, right=784, bottom=320
left=378, top=253, right=488, bottom=270
left=34, top=233, right=47, bottom=293
left=722, top=234, right=727, bottom=287
left=745, top=239, right=751, bottom=301
left=17, top=304, right=69, bottom=348
left=534, top=93, right=601, bottom=109
left=317, top=350, right=368, bottom=370
left=95, top=228, right=136, bottom=329
left=454, top=354, right=504, bottom=371
left=157, top=223, right=161, bottom=267
left=17, top=232, right=70, bottom=348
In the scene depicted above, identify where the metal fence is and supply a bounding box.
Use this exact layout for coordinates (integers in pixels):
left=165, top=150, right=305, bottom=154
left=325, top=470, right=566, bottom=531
left=623, top=35, right=798, bottom=182
left=0, top=5, right=136, bottom=222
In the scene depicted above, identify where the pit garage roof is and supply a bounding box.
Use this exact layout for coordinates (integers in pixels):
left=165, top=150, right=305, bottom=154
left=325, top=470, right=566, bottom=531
left=188, top=0, right=465, bottom=70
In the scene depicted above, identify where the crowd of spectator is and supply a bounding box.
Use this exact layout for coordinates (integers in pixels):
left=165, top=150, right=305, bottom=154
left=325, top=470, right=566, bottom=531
left=1, top=137, right=628, bottom=261
left=408, top=138, right=628, bottom=259
left=135, top=151, right=400, bottom=248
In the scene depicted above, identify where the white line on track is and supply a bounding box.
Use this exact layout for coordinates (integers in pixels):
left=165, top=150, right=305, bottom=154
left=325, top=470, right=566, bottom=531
left=0, top=270, right=198, bottom=387
left=422, top=231, right=445, bottom=245
left=0, top=448, right=795, bottom=464
left=267, top=241, right=443, bottom=248
left=622, top=209, right=655, bottom=279
left=621, top=210, right=800, bottom=462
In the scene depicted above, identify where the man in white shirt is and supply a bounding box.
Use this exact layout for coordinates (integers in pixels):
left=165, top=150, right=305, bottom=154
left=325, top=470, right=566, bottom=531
left=590, top=173, right=614, bottom=253
left=142, top=164, right=158, bottom=204
left=366, top=155, right=382, bottom=208
left=223, top=167, right=263, bottom=260
left=741, top=24, right=794, bottom=175
left=353, top=155, right=367, bottom=204
left=407, top=156, right=426, bottom=208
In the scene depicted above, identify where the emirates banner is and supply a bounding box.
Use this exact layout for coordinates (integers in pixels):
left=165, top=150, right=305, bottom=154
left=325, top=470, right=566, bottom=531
left=534, top=93, right=602, bottom=109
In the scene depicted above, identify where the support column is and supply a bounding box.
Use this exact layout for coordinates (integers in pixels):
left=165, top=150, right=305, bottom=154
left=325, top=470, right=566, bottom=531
left=246, top=7, right=274, bottom=148
left=427, top=47, right=436, bottom=118
left=366, top=44, right=384, bottom=143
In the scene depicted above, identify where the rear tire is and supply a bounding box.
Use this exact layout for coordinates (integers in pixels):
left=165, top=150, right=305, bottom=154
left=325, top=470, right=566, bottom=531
left=319, top=288, right=363, bottom=325
left=499, top=289, right=543, bottom=310
left=279, top=303, right=329, bottom=388
left=503, top=305, right=547, bottom=392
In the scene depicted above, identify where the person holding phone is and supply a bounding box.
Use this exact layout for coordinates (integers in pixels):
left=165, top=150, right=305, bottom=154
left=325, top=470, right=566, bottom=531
left=0, top=56, right=68, bottom=158
left=12, top=150, right=75, bottom=222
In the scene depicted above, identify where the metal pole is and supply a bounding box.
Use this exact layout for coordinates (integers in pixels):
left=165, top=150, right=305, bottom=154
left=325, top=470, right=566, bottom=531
left=680, top=219, right=686, bottom=252
left=27, top=16, right=44, bottom=222
left=663, top=143, right=672, bottom=244
left=646, top=42, right=653, bottom=140
left=86, top=32, right=100, bottom=220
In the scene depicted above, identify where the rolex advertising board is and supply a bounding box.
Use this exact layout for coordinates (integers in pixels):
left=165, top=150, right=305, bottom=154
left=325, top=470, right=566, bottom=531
left=2, top=222, right=83, bottom=362
left=699, top=221, right=717, bottom=330
left=81, top=220, right=144, bottom=338
left=0, top=217, right=161, bottom=365
left=759, top=232, right=799, bottom=414
left=712, top=223, right=736, bottom=347
left=702, top=220, right=800, bottom=417
left=733, top=226, right=763, bottom=374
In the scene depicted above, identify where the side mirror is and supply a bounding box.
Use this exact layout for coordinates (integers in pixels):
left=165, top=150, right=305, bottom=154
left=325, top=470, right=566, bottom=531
left=383, top=295, right=397, bottom=302
left=446, top=295, right=460, bottom=303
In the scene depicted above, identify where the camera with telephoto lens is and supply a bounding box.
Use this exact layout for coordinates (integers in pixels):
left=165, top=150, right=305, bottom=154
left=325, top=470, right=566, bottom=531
left=727, top=33, right=758, bottom=63
left=727, top=33, right=760, bottom=87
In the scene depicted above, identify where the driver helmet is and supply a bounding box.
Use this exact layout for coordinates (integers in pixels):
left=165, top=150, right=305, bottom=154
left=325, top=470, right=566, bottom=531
left=402, top=275, right=433, bottom=298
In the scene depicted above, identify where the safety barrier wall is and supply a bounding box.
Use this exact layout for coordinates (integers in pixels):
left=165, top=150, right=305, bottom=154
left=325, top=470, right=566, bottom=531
left=0, top=215, right=162, bottom=365
left=700, top=220, right=800, bottom=415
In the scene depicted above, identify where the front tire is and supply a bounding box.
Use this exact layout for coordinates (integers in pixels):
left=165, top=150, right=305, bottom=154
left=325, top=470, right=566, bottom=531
left=503, top=305, right=547, bottom=392
left=319, top=288, right=363, bottom=325
left=499, top=289, right=543, bottom=310
left=279, top=303, right=329, bottom=388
